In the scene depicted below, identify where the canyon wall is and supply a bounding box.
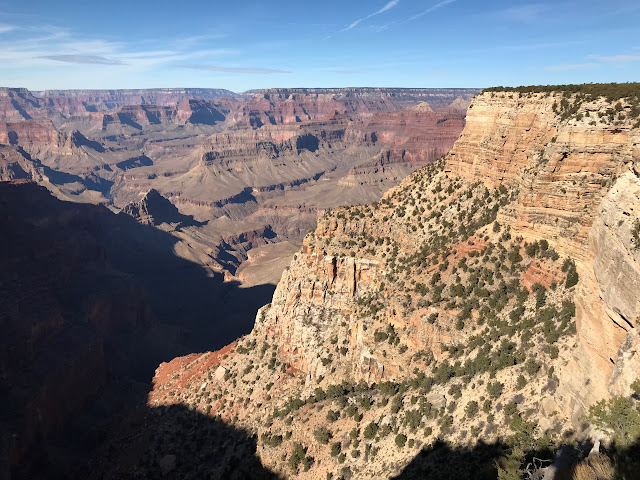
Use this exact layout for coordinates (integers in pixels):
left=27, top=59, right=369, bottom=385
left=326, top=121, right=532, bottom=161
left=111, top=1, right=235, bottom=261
left=445, top=91, right=640, bottom=418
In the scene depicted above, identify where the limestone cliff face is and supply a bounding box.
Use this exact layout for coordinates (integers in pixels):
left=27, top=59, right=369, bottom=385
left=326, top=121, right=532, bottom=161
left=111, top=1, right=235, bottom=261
left=254, top=250, right=384, bottom=383
left=446, top=92, right=637, bottom=257
left=590, top=172, right=640, bottom=400
left=444, top=91, right=640, bottom=419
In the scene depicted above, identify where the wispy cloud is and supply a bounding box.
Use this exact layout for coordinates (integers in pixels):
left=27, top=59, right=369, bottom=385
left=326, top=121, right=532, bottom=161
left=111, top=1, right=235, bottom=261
left=38, top=54, right=125, bottom=65
left=545, top=63, right=598, bottom=71
left=342, top=0, right=400, bottom=32
left=0, top=21, right=239, bottom=71
left=0, top=24, right=16, bottom=33
left=409, top=0, right=456, bottom=21
left=183, top=64, right=291, bottom=74
left=589, top=54, right=640, bottom=64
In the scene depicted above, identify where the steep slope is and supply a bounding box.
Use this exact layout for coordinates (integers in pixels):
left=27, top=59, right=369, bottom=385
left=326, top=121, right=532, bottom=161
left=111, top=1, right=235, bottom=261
left=445, top=88, right=640, bottom=420
left=145, top=85, right=640, bottom=479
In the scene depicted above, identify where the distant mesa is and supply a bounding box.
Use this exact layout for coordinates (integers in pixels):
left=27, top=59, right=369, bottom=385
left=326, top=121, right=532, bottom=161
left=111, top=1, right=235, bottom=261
left=447, top=96, right=472, bottom=112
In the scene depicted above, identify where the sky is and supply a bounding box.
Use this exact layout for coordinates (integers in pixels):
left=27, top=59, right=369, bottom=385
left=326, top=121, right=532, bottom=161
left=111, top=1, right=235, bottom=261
left=0, top=0, right=638, bottom=91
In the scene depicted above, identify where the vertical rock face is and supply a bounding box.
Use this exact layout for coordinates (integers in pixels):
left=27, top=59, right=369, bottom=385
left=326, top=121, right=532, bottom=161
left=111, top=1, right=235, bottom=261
left=446, top=92, right=637, bottom=257
left=589, top=172, right=640, bottom=400
left=446, top=91, right=640, bottom=418
left=254, top=250, right=383, bottom=383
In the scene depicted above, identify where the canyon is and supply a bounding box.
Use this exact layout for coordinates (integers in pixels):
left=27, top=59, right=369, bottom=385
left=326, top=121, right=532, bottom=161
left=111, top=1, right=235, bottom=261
left=3, top=84, right=640, bottom=479
left=0, top=86, right=475, bottom=284
left=0, top=86, right=477, bottom=478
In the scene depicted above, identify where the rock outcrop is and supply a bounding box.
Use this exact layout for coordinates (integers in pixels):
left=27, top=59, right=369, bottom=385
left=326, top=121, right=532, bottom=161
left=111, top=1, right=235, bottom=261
left=121, top=188, right=199, bottom=226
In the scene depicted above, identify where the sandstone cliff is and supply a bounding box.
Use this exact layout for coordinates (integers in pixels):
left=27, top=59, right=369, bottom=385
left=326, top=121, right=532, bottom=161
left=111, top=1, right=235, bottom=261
left=445, top=90, right=640, bottom=421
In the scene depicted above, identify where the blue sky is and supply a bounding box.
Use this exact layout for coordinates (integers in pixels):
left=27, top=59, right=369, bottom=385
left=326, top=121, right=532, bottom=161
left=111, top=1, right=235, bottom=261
left=0, top=0, right=638, bottom=91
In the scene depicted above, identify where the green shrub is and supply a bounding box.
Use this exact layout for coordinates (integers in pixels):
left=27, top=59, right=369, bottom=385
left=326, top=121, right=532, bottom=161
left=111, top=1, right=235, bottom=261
left=326, top=410, right=339, bottom=423
left=588, top=396, right=640, bottom=448
left=465, top=400, right=479, bottom=417
left=313, top=427, right=332, bottom=445
left=330, top=442, right=341, bottom=457
left=487, top=381, right=504, bottom=399
left=525, top=359, right=541, bottom=377
left=395, top=433, right=407, bottom=448
left=288, top=443, right=308, bottom=473
left=363, top=422, right=379, bottom=439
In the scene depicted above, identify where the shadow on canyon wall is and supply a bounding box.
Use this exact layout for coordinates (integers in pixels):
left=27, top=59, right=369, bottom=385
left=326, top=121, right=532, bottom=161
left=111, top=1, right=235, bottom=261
left=391, top=437, right=640, bottom=480
left=26, top=404, right=279, bottom=480
left=71, top=406, right=640, bottom=480
left=0, top=181, right=275, bottom=479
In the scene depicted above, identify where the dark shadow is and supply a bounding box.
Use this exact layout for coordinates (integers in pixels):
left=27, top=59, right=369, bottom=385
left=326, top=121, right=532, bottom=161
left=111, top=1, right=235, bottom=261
left=10, top=99, right=32, bottom=120
left=392, top=437, right=640, bottom=480
left=213, top=186, right=258, bottom=208
left=391, top=439, right=509, bottom=480
left=70, top=131, right=106, bottom=153
left=115, top=154, right=154, bottom=171
left=19, top=404, right=279, bottom=480
left=115, top=113, right=143, bottom=130
left=143, top=109, right=161, bottom=125
left=295, top=133, right=319, bottom=153
left=606, top=437, right=640, bottom=480
left=0, top=181, right=276, bottom=479
left=187, top=102, right=226, bottom=125
left=15, top=146, right=114, bottom=197
left=120, top=188, right=206, bottom=229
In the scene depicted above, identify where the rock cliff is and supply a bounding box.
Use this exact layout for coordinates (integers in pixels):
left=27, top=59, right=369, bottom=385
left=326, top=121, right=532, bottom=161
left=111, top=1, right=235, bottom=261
left=445, top=90, right=640, bottom=419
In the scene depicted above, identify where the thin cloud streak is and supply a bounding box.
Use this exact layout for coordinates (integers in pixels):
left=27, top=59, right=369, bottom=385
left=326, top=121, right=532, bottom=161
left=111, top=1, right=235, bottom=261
left=409, top=0, right=456, bottom=21
left=0, top=21, right=239, bottom=70
left=183, top=64, right=291, bottom=74
left=342, top=0, right=400, bottom=32
left=37, top=54, right=126, bottom=65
